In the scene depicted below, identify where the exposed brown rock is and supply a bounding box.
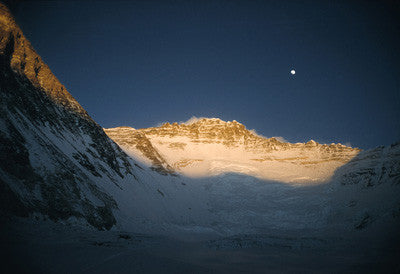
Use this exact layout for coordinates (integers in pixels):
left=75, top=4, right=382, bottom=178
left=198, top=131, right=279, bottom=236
left=0, top=3, right=88, bottom=116
left=104, top=127, right=175, bottom=175
left=105, top=118, right=361, bottom=178
left=137, top=118, right=361, bottom=155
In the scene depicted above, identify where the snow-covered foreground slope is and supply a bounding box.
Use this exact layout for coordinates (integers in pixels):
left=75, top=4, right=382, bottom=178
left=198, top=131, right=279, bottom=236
left=2, top=218, right=399, bottom=273
left=105, top=118, right=360, bottom=183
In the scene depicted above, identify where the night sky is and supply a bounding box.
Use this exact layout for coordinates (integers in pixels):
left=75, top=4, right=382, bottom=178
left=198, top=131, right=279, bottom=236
left=12, top=0, right=400, bottom=149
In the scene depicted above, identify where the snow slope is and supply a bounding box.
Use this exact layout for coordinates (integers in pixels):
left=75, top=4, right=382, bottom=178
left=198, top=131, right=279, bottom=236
left=2, top=217, right=399, bottom=274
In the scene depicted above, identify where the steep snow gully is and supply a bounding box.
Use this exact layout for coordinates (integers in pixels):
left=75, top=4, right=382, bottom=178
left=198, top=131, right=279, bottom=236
left=1, top=3, right=399, bottom=273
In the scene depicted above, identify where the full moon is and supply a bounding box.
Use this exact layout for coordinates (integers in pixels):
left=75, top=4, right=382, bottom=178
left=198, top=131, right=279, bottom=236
left=290, top=69, right=296, bottom=75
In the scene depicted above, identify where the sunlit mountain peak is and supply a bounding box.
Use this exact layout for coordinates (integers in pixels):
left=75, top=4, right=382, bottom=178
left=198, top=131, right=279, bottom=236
left=105, top=119, right=360, bottom=183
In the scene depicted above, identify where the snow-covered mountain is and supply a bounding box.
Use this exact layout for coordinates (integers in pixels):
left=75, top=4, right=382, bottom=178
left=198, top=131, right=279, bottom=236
left=105, top=118, right=360, bottom=183
left=1, top=3, right=399, bottom=272
left=104, top=120, right=400, bottom=233
left=1, top=2, right=399, bottom=239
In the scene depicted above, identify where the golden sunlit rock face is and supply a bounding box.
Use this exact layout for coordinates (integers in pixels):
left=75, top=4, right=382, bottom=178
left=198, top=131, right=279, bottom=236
left=0, top=3, right=88, bottom=116
left=105, top=118, right=361, bottom=183
left=104, top=127, right=175, bottom=175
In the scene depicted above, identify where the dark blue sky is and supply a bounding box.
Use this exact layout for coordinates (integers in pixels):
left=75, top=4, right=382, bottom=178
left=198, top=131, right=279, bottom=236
left=13, top=0, right=400, bottom=149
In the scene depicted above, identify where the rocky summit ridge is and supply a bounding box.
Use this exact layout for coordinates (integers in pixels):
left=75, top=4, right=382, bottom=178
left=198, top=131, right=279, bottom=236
left=105, top=118, right=361, bottom=183
left=141, top=118, right=356, bottom=151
